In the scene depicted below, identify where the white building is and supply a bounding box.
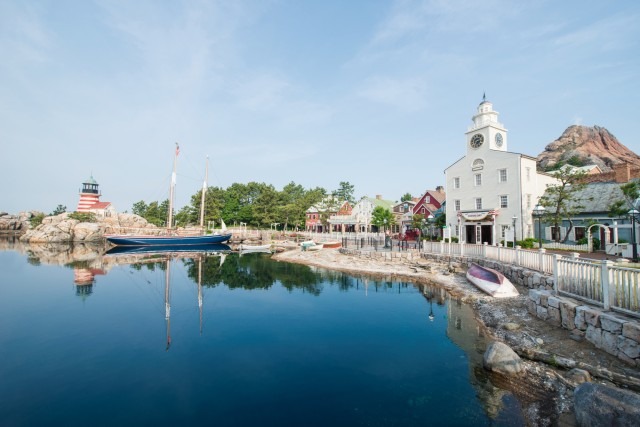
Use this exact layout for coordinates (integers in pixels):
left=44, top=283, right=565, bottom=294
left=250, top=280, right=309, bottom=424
left=445, top=97, right=557, bottom=245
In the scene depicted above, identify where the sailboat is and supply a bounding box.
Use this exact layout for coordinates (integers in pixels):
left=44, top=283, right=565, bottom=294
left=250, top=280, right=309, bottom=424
left=106, top=145, right=232, bottom=247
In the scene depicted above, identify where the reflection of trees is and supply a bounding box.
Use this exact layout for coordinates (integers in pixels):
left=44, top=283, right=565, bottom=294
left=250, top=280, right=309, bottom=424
left=185, top=253, right=326, bottom=294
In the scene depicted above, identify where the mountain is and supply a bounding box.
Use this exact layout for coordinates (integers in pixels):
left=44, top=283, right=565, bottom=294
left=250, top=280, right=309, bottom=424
left=537, top=125, right=640, bottom=172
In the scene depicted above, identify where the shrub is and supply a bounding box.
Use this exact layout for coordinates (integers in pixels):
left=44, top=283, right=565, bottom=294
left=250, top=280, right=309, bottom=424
left=69, top=212, right=97, bottom=223
left=592, top=238, right=600, bottom=250
left=30, top=213, right=45, bottom=228
left=518, top=238, right=539, bottom=249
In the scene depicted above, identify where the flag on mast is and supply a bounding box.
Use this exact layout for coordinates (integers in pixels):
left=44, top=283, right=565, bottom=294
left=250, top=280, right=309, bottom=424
left=175, top=142, right=180, bottom=156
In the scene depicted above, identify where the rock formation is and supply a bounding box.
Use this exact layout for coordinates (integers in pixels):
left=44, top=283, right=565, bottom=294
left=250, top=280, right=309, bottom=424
left=537, top=125, right=640, bottom=172
left=19, top=212, right=160, bottom=243
left=0, top=211, right=39, bottom=233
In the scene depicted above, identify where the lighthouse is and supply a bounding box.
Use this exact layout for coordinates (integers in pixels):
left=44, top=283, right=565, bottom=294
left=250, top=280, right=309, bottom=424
left=76, top=175, right=101, bottom=212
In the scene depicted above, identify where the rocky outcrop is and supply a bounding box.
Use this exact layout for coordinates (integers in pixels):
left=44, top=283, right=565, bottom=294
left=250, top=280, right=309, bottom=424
left=483, top=341, right=524, bottom=375
left=574, top=383, right=640, bottom=426
left=0, top=211, right=39, bottom=234
left=19, top=212, right=159, bottom=243
left=537, top=125, right=640, bottom=172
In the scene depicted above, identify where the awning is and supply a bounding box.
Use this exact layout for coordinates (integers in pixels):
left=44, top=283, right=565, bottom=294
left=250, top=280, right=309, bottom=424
left=459, top=211, right=496, bottom=221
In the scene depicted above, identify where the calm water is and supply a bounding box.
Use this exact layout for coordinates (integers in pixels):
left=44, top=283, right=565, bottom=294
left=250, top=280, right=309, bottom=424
left=0, top=240, right=526, bottom=426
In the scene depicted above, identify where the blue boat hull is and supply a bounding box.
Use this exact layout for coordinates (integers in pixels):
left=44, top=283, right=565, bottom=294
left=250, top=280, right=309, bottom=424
left=106, top=233, right=232, bottom=247
left=105, top=243, right=231, bottom=255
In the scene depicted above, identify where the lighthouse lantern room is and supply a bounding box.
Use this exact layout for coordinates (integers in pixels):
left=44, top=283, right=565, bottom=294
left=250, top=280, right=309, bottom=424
left=77, top=175, right=102, bottom=212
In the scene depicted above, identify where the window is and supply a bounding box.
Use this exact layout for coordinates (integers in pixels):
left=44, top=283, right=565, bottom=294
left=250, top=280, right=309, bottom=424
left=455, top=225, right=459, bottom=236
left=526, top=194, right=532, bottom=209
left=454, top=200, right=461, bottom=211
left=425, top=196, right=430, bottom=203
left=499, top=169, right=507, bottom=182
left=575, top=227, right=586, bottom=241
left=474, top=173, right=482, bottom=186
left=454, top=177, right=460, bottom=189
left=526, top=167, right=531, bottom=181
left=501, top=225, right=509, bottom=238
left=475, top=198, right=482, bottom=210
left=551, top=226, right=561, bottom=241
left=500, top=195, right=508, bottom=208
left=472, top=159, right=484, bottom=170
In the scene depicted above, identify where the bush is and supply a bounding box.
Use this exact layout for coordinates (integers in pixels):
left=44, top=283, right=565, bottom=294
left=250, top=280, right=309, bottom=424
left=69, top=212, right=97, bottom=223
left=30, top=213, right=45, bottom=228
left=517, top=238, right=539, bottom=249
left=576, top=237, right=588, bottom=245
left=592, top=238, right=600, bottom=250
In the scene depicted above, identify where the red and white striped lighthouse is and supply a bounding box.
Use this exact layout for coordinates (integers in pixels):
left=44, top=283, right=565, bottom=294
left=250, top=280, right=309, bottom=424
left=76, top=175, right=101, bottom=212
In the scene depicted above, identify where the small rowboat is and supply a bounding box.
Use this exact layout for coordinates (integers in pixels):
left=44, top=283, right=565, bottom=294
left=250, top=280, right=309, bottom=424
left=239, top=244, right=272, bottom=252
left=466, top=263, right=519, bottom=298
left=321, top=241, right=341, bottom=249
left=306, top=243, right=323, bottom=251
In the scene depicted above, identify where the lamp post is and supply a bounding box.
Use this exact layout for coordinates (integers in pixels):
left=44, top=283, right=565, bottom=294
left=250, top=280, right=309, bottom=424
left=628, top=209, right=638, bottom=262
left=532, top=204, right=545, bottom=249
left=511, top=215, right=517, bottom=248
left=427, top=214, right=435, bottom=240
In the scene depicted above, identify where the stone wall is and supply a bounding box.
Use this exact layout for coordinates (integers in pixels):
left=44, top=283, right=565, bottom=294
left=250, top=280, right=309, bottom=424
left=528, top=289, right=640, bottom=367
left=342, top=249, right=640, bottom=367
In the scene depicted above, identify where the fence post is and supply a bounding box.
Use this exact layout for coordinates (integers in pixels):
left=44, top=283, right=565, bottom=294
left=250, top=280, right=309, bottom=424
left=515, top=245, right=521, bottom=266
left=553, top=254, right=560, bottom=294
left=601, top=260, right=613, bottom=311
left=483, top=242, right=488, bottom=259
left=538, top=248, right=546, bottom=273
left=460, top=242, right=464, bottom=257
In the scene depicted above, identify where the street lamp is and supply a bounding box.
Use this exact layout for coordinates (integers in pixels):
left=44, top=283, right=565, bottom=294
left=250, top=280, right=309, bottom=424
left=628, top=209, right=639, bottom=262
left=427, top=214, right=435, bottom=240
left=511, top=215, right=517, bottom=248
left=532, top=204, right=545, bottom=249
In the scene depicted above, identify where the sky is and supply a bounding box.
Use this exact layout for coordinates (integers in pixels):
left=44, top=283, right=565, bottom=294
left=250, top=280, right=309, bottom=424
left=1, top=0, right=639, bottom=214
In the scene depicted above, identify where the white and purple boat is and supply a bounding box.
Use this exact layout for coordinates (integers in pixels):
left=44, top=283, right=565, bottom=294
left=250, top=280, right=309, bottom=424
left=466, top=263, right=519, bottom=298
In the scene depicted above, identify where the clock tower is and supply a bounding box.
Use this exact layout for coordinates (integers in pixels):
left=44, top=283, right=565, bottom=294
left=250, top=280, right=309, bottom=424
left=465, top=94, right=508, bottom=154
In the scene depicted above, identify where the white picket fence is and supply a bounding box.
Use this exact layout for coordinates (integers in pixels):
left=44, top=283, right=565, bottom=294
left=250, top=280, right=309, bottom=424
left=421, top=241, right=640, bottom=317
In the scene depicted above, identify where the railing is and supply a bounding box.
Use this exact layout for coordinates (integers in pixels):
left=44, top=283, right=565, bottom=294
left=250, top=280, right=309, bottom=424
left=555, top=258, right=640, bottom=317
left=543, top=241, right=589, bottom=251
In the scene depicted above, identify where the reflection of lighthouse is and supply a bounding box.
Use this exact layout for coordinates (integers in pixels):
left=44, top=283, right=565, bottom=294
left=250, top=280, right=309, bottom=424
left=77, top=175, right=101, bottom=212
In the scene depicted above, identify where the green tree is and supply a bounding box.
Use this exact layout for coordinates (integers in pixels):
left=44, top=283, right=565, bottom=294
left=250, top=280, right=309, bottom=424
left=400, top=193, right=412, bottom=202
left=608, top=181, right=640, bottom=217
left=411, top=213, right=425, bottom=233
left=538, top=167, right=588, bottom=242
left=51, top=205, right=66, bottom=216
left=371, top=206, right=395, bottom=231
left=334, top=181, right=355, bottom=205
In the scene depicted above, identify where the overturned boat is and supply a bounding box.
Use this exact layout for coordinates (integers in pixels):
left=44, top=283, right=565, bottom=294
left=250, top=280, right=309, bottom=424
left=466, top=263, right=519, bottom=298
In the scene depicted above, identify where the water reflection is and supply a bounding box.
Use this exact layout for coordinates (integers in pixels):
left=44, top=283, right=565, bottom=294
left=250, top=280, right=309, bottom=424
left=1, top=238, right=531, bottom=423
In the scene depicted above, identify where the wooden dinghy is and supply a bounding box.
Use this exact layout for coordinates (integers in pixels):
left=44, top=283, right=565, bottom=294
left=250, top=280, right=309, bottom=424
left=466, top=263, right=519, bottom=298
left=321, top=241, right=341, bottom=249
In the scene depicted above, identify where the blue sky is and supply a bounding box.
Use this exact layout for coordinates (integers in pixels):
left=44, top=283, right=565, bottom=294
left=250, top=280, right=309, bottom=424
left=1, top=0, right=639, bottom=214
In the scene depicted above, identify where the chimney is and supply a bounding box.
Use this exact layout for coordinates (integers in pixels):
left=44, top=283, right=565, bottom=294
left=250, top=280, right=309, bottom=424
left=436, top=186, right=444, bottom=193
left=376, top=195, right=382, bottom=200
left=614, top=163, right=631, bottom=183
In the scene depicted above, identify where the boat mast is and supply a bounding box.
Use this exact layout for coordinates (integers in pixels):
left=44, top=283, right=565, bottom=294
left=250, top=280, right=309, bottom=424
left=167, top=143, right=179, bottom=232
left=165, top=258, right=172, bottom=351
left=198, top=256, right=203, bottom=335
left=199, top=156, right=208, bottom=231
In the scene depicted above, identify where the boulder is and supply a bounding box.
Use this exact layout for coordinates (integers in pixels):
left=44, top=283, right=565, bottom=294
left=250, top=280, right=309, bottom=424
left=483, top=341, right=524, bottom=375
left=574, top=383, right=640, bottom=426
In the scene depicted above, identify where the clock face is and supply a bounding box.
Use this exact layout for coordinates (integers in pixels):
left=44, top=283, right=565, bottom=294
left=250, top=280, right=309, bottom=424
left=470, top=134, right=484, bottom=149
left=495, top=133, right=503, bottom=147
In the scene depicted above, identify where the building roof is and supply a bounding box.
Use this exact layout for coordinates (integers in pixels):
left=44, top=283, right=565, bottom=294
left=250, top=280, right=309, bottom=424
left=544, top=181, right=627, bottom=214
left=90, top=202, right=112, bottom=209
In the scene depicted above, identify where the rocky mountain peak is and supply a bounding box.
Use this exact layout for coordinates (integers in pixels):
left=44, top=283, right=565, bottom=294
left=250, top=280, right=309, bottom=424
left=537, top=125, right=640, bottom=172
